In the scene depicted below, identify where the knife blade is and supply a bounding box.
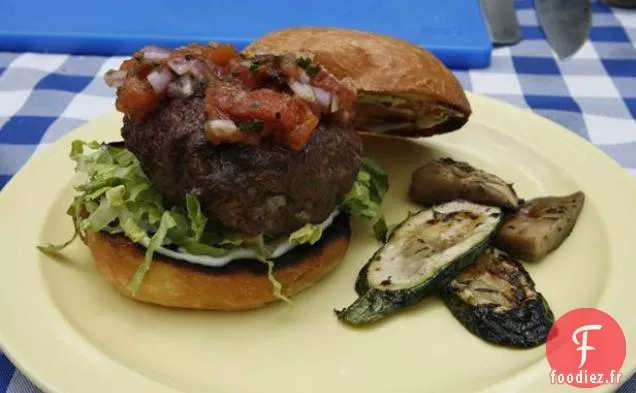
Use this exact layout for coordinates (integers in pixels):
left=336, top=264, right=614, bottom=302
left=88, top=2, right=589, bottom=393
left=602, top=0, right=636, bottom=8
left=480, top=0, right=523, bottom=45
left=535, top=0, right=591, bottom=59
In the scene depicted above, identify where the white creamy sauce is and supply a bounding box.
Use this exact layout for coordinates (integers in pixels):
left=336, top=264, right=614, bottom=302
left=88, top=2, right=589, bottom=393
left=140, top=209, right=340, bottom=268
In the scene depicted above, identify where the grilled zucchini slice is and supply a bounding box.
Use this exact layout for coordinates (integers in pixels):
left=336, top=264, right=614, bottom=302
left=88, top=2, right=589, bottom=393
left=442, top=247, right=554, bottom=348
left=335, top=200, right=503, bottom=326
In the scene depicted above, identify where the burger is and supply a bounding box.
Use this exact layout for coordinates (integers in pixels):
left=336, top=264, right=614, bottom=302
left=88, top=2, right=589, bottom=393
left=39, top=28, right=471, bottom=311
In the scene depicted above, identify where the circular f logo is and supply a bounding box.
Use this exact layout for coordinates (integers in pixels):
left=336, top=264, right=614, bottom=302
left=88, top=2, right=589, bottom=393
left=573, top=324, right=602, bottom=369
left=546, top=308, right=626, bottom=388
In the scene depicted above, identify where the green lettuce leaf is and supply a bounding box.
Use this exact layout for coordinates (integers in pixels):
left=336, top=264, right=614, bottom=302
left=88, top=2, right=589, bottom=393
left=340, top=157, right=389, bottom=241
left=289, top=223, right=323, bottom=245
left=37, top=230, right=80, bottom=253
left=361, top=157, right=389, bottom=202
left=39, top=141, right=249, bottom=292
left=80, top=198, right=121, bottom=232
left=254, top=255, right=291, bottom=305
left=127, top=211, right=176, bottom=295
left=185, top=193, right=207, bottom=242
left=118, top=208, right=146, bottom=243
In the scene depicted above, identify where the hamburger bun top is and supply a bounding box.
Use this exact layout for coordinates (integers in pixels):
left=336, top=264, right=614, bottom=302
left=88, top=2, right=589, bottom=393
left=243, top=27, right=471, bottom=137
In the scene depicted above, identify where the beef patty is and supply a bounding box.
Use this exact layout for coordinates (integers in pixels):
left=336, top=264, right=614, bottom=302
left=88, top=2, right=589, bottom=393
left=121, top=96, right=362, bottom=237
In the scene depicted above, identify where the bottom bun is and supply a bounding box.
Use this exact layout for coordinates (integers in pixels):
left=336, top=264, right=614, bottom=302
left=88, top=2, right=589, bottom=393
left=85, top=213, right=351, bottom=311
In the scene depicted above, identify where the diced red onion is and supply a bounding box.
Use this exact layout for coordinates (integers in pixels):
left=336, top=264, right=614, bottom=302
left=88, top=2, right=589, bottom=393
left=189, top=60, right=208, bottom=81
left=288, top=80, right=315, bottom=102
left=330, top=95, right=340, bottom=113
left=167, top=57, right=207, bottom=82
left=298, top=71, right=310, bottom=84
left=167, top=74, right=195, bottom=98
left=205, top=119, right=239, bottom=139
left=140, top=45, right=171, bottom=62
left=147, top=66, right=175, bottom=93
left=104, top=70, right=126, bottom=88
left=313, top=87, right=332, bottom=109
left=167, top=58, right=193, bottom=75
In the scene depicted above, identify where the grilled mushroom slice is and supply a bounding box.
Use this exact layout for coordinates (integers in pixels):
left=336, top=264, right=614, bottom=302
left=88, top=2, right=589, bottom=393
left=335, top=200, right=503, bottom=326
left=409, top=157, right=520, bottom=210
left=442, top=247, right=554, bottom=348
left=493, top=191, right=585, bottom=262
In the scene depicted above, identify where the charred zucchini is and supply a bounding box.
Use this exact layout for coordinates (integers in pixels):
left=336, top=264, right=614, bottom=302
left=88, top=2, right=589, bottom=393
left=442, top=247, right=554, bottom=348
left=335, top=200, right=503, bottom=326
left=409, top=157, right=520, bottom=210
left=494, top=191, right=585, bottom=261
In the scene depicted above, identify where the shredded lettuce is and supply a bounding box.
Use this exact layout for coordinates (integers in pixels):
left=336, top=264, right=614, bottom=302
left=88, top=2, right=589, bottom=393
left=289, top=223, right=323, bottom=245
left=118, top=208, right=146, bottom=243
left=127, top=212, right=176, bottom=295
left=255, top=255, right=292, bottom=305
left=40, top=141, right=251, bottom=294
left=37, top=230, right=79, bottom=253
left=340, top=157, right=389, bottom=241
left=38, top=140, right=389, bottom=300
left=186, top=193, right=207, bottom=242
left=361, top=157, right=389, bottom=202
left=80, top=198, right=121, bottom=232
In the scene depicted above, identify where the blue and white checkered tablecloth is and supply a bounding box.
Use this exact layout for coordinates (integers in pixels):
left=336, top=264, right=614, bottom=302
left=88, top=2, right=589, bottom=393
left=0, top=0, right=635, bottom=391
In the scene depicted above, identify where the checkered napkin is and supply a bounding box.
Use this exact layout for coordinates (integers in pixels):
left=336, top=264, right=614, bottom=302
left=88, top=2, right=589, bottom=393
left=1, top=0, right=635, bottom=391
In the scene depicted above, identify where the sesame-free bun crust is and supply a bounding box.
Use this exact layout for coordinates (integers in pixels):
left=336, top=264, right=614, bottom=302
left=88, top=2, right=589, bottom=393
left=85, top=213, right=351, bottom=310
left=243, top=27, right=471, bottom=136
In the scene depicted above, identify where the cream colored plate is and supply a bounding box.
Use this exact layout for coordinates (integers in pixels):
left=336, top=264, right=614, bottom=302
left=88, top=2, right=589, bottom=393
left=1, top=93, right=635, bottom=393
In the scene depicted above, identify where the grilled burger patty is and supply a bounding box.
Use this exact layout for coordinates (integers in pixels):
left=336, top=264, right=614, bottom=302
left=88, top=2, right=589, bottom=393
left=122, top=96, right=362, bottom=237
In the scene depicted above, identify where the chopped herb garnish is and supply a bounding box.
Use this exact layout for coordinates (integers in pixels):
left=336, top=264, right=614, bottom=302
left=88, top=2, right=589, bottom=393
left=249, top=58, right=268, bottom=74
left=306, top=64, right=321, bottom=77
left=296, top=57, right=311, bottom=69
left=249, top=101, right=260, bottom=109
left=199, top=78, right=209, bottom=89
left=239, top=119, right=264, bottom=133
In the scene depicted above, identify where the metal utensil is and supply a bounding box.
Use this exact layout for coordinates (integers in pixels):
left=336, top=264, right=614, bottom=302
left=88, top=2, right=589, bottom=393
left=480, top=0, right=523, bottom=45
left=535, top=0, right=591, bottom=59
left=602, top=0, right=636, bottom=8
